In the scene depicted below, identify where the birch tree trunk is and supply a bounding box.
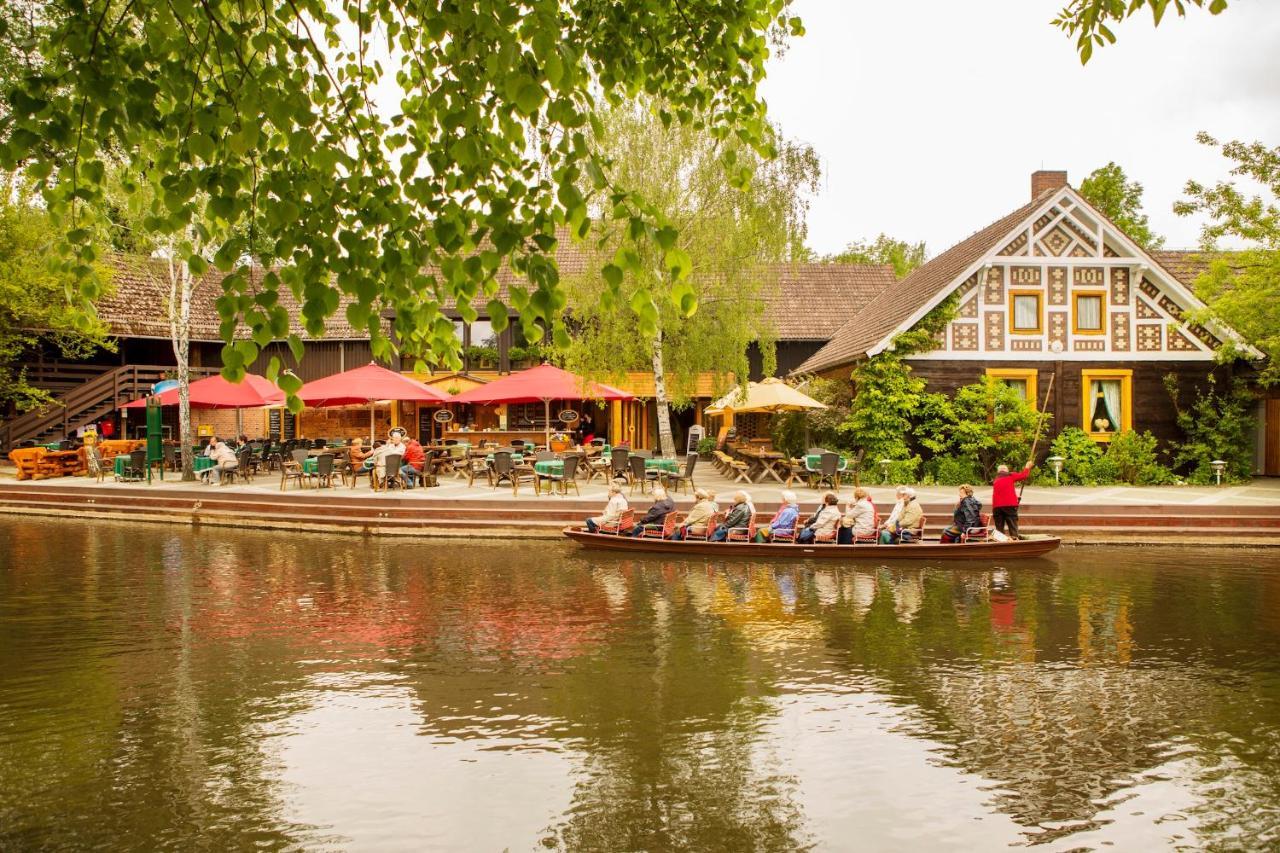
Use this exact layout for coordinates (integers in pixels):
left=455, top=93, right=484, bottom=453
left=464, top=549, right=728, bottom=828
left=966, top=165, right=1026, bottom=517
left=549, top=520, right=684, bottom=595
left=651, top=329, right=676, bottom=458
left=166, top=248, right=195, bottom=481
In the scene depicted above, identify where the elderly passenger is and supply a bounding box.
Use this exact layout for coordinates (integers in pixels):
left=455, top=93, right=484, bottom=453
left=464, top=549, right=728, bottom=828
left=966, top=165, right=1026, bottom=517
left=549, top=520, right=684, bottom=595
left=586, top=482, right=630, bottom=533
left=798, top=492, right=841, bottom=543
left=755, top=490, right=800, bottom=542
left=839, top=487, right=877, bottom=545
left=710, top=491, right=753, bottom=542
left=880, top=487, right=923, bottom=544
left=940, top=484, right=983, bottom=543
left=674, top=488, right=718, bottom=540
left=631, top=486, right=675, bottom=537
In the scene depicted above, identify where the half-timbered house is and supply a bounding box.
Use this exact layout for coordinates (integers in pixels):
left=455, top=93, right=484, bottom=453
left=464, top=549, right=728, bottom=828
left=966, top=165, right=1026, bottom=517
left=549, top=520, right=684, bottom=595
left=795, top=171, right=1269, bottom=469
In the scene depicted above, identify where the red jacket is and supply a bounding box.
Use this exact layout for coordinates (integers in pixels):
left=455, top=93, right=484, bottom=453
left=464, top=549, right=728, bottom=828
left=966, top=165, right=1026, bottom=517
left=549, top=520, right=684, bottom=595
left=401, top=440, right=426, bottom=471
left=992, top=467, right=1029, bottom=508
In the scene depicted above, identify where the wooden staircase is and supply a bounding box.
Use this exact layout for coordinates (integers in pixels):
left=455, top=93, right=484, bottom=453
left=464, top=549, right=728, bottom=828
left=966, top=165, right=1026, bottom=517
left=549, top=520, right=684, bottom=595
left=0, top=364, right=217, bottom=450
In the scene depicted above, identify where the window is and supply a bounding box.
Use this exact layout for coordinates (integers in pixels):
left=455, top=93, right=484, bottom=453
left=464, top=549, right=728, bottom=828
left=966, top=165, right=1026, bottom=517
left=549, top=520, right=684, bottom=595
left=1081, top=369, right=1132, bottom=441
left=986, top=368, right=1038, bottom=406
left=1009, top=290, right=1043, bottom=334
left=1073, top=292, right=1106, bottom=335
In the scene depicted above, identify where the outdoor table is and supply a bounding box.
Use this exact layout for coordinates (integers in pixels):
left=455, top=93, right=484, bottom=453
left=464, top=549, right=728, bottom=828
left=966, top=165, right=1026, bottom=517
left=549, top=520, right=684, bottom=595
left=302, top=457, right=319, bottom=475
left=804, top=453, right=850, bottom=471
left=533, top=459, right=564, bottom=476
left=42, top=442, right=62, bottom=451
left=484, top=452, right=525, bottom=465
left=736, top=447, right=787, bottom=483
left=642, top=457, right=680, bottom=475
left=193, top=456, right=214, bottom=473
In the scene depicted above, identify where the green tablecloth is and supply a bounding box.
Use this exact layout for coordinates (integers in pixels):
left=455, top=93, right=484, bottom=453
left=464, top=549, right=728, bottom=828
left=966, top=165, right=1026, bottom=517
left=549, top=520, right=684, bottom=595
left=644, top=457, right=679, bottom=474
left=804, top=454, right=849, bottom=471
left=485, top=453, right=524, bottom=465
left=533, top=460, right=563, bottom=476
left=302, top=457, right=318, bottom=475
left=193, top=456, right=213, bottom=472
left=113, top=455, right=129, bottom=476
left=42, top=442, right=62, bottom=451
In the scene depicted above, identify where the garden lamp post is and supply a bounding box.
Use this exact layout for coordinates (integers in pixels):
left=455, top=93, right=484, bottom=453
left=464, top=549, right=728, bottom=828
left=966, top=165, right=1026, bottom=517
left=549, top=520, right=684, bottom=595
left=1048, top=455, right=1065, bottom=484
left=1211, top=459, right=1226, bottom=486
left=879, top=458, right=892, bottom=485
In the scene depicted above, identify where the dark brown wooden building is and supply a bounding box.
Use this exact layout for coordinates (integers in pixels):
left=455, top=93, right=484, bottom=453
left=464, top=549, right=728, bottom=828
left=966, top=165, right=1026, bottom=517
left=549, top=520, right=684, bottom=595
left=795, top=171, right=1271, bottom=473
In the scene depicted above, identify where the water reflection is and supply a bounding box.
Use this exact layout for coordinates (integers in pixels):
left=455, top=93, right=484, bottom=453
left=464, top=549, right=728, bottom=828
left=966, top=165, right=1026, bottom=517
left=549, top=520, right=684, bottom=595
left=2, top=519, right=1280, bottom=850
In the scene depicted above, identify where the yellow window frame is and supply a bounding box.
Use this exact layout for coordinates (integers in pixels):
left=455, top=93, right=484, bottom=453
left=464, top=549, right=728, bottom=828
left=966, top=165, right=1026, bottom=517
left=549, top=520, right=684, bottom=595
left=986, top=368, right=1038, bottom=408
left=1081, top=368, right=1132, bottom=441
left=1072, top=290, right=1107, bottom=336
left=1008, top=290, right=1043, bottom=335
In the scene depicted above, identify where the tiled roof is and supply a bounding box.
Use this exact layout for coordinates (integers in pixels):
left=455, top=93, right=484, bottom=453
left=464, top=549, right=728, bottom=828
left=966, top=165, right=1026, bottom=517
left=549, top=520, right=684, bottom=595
left=99, top=254, right=368, bottom=341
left=760, top=263, right=896, bottom=341
left=1151, top=249, right=1247, bottom=288
left=98, top=250, right=893, bottom=346
left=794, top=189, right=1059, bottom=375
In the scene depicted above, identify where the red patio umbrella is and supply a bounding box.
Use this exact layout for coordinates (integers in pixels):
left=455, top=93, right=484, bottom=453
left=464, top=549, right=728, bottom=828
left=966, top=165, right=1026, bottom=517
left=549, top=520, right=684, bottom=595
left=452, top=363, right=633, bottom=447
left=298, top=362, right=451, bottom=441
left=121, top=373, right=285, bottom=409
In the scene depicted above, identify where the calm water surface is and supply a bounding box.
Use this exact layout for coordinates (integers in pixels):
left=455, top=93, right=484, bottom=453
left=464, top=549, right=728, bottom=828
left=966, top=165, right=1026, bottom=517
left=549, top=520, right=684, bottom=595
left=2, top=518, right=1280, bottom=851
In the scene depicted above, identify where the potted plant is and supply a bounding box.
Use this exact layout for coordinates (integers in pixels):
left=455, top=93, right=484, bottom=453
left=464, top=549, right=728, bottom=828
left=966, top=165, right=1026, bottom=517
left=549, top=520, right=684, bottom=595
left=550, top=431, right=572, bottom=452
left=696, top=436, right=717, bottom=460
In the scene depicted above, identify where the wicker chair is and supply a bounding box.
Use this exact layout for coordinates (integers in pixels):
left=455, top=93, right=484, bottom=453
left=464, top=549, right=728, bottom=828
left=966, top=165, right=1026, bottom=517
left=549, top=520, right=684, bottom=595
left=280, top=448, right=309, bottom=490
left=544, top=454, right=581, bottom=497
left=119, top=449, right=147, bottom=483
left=308, top=453, right=336, bottom=488
left=628, top=455, right=660, bottom=496
left=665, top=453, right=697, bottom=495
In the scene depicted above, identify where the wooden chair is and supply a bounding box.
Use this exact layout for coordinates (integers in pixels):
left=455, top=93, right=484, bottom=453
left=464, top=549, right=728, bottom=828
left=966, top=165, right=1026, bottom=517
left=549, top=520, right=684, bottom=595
left=639, top=510, right=682, bottom=540
left=960, top=513, right=992, bottom=543
left=725, top=512, right=761, bottom=543
left=683, top=511, right=723, bottom=541
left=280, top=448, right=309, bottom=490
left=666, top=453, right=697, bottom=495
left=544, top=454, right=581, bottom=497
left=597, top=508, right=635, bottom=535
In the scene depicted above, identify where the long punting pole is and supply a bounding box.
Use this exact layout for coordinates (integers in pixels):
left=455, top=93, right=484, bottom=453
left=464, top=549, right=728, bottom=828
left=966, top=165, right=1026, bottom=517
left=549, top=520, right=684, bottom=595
left=1019, top=372, right=1055, bottom=500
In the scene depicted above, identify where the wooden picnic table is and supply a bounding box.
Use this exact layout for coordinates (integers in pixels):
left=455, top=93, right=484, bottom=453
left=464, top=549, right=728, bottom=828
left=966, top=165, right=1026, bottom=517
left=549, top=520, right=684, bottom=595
left=734, top=446, right=787, bottom=483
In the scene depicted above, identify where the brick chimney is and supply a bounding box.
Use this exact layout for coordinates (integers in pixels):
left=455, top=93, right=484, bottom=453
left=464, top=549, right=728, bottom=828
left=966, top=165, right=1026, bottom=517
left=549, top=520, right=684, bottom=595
left=1032, top=170, right=1068, bottom=199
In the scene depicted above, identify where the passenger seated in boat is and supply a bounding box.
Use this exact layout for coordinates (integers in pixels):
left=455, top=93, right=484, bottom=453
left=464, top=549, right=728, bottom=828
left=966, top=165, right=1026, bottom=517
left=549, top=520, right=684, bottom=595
left=878, top=486, right=908, bottom=540
left=673, top=489, right=718, bottom=540
left=798, top=493, right=841, bottom=543
left=838, top=487, right=876, bottom=544
left=631, top=486, right=675, bottom=537
left=879, top=487, right=922, bottom=544
left=710, top=491, right=752, bottom=542
left=940, top=484, right=982, bottom=543
left=754, top=491, right=800, bottom=542
left=586, top=483, right=630, bottom=533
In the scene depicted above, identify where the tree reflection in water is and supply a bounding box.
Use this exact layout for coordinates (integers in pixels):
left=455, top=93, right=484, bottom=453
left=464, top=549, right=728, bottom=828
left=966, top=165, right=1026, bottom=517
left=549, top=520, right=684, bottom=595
left=3, top=519, right=1280, bottom=851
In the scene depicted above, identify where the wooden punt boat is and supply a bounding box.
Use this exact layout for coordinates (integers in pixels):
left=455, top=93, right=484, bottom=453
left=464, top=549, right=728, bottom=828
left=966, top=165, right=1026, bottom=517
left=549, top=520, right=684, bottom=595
left=563, top=527, right=1061, bottom=560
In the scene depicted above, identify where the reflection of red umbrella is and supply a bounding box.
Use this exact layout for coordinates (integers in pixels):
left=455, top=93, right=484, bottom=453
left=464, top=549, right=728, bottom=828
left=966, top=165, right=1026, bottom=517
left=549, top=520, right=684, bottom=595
left=299, top=362, right=451, bottom=441
left=453, top=364, right=633, bottom=446
left=121, top=373, right=284, bottom=409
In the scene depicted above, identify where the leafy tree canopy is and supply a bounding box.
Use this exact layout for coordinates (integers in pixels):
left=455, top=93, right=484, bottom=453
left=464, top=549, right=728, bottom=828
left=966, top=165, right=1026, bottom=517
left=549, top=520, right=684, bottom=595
left=1078, top=161, right=1163, bottom=249
left=1053, top=0, right=1230, bottom=63
left=1175, top=133, right=1280, bottom=383
left=0, top=0, right=802, bottom=404
left=560, top=101, right=819, bottom=408
left=822, top=234, right=926, bottom=280
left=0, top=192, right=111, bottom=412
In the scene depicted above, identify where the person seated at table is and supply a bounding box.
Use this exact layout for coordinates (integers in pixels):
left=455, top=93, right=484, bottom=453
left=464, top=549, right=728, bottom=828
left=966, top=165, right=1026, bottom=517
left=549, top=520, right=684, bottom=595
left=940, top=484, right=983, bottom=543
left=879, top=487, right=923, bottom=544
left=631, top=486, right=675, bottom=536
left=203, top=437, right=220, bottom=459
left=349, top=441, right=373, bottom=468
left=839, top=487, right=877, bottom=545
left=368, top=431, right=406, bottom=483
left=400, top=437, right=426, bottom=487
left=754, top=491, right=800, bottom=542
left=798, top=492, right=841, bottom=543
left=710, top=491, right=752, bottom=541
left=586, top=483, right=630, bottom=533
left=206, top=439, right=239, bottom=485
left=673, top=488, right=718, bottom=540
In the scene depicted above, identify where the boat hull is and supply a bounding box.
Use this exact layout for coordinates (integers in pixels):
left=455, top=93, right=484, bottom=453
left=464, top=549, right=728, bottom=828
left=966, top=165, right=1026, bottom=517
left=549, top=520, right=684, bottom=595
left=563, top=527, right=1061, bottom=560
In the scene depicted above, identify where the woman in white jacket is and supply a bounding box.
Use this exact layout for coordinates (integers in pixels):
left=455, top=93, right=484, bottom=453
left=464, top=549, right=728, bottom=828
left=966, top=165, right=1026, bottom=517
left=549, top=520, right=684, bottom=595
left=839, top=487, right=877, bottom=544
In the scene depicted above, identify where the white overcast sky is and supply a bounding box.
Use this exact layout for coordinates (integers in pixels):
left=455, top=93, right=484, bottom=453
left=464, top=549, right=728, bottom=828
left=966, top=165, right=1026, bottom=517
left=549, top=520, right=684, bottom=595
left=759, top=0, right=1280, bottom=256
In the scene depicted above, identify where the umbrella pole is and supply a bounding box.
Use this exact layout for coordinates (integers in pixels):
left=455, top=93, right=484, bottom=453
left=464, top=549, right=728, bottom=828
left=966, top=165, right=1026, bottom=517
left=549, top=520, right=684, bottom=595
left=236, top=408, right=243, bottom=438
left=544, top=398, right=551, bottom=448
left=370, top=401, right=375, bottom=444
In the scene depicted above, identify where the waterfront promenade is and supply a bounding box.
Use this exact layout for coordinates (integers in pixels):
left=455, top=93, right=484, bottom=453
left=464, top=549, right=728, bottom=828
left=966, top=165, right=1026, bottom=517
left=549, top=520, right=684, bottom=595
left=2, top=463, right=1278, bottom=545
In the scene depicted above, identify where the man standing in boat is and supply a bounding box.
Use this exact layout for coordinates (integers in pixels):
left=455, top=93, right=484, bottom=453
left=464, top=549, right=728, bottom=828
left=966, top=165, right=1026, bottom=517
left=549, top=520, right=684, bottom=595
left=992, top=460, right=1034, bottom=540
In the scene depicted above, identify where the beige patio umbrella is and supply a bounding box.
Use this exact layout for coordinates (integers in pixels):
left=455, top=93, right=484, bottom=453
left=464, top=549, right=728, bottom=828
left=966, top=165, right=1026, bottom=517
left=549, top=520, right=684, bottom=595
left=704, top=377, right=827, bottom=415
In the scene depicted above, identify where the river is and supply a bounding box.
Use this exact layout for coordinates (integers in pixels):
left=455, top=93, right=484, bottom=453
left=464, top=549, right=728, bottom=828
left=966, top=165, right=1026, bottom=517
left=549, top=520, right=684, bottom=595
left=2, top=518, right=1279, bottom=850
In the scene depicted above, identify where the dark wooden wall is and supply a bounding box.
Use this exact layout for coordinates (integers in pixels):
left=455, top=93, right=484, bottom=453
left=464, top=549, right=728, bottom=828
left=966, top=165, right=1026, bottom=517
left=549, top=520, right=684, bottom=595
left=748, top=341, right=825, bottom=381
left=243, top=340, right=376, bottom=382
left=906, top=359, right=1235, bottom=449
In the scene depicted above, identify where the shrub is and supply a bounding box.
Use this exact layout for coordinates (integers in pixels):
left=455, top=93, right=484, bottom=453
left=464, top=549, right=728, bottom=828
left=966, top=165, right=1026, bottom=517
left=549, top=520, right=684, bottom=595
left=930, top=377, right=1044, bottom=480
left=925, top=455, right=984, bottom=486
left=1047, top=427, right=1106, bottom=484
left=772, top=376, right=852, bottom=458
left=1103, top=429, right=1176, bottom=485
left=840, top=356, right=928, bottom=462
left=695, top=436, right=717, bottom=456
left=1165, top=375, right=1256, bottom=484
